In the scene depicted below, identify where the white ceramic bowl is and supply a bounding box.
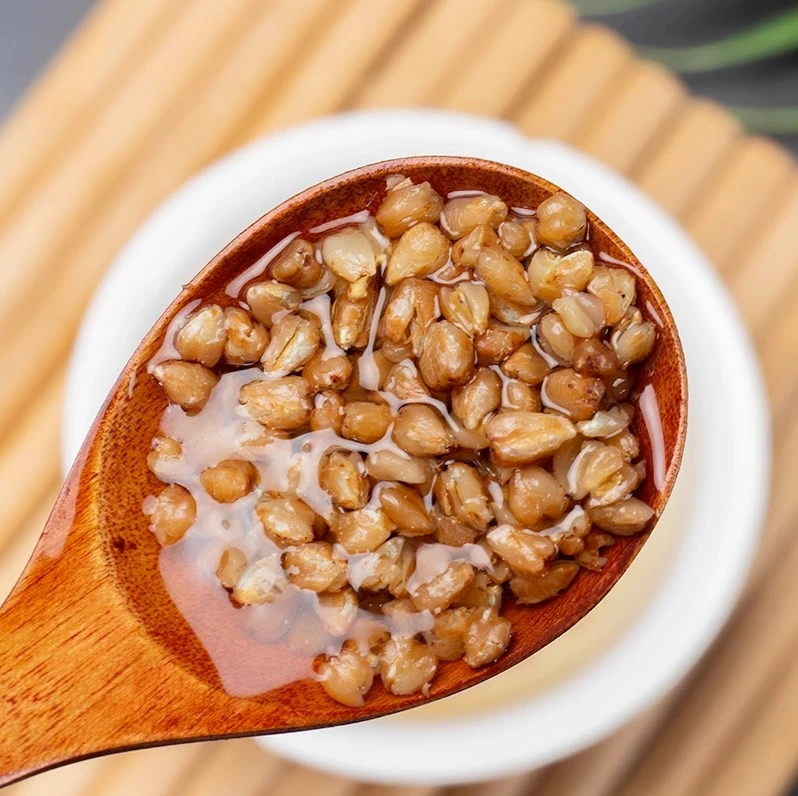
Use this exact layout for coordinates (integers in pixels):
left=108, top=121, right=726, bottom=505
left=62, top=110, right=770, bottom=785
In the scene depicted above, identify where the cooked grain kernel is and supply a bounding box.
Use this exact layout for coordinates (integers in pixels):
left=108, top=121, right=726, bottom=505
left=393, top=404, right=455, bottom=457
left=587, top=462, right=642, bottom=507
left=153, top=361, right=218, bottom=412
left=284, top=542, right=348, bottom=592
left=501, top=342, right=550, bottom=386
left=341, top=401, right=392, bottom=443
left=240, top=377, right=311, bottom=430
left=486, top=525, right=555, bottom=577
left=268, top=238, right=322, bottom=289
left=384, top=360, right=430, bottom=400
left=147, top=435, right=182, bottom=480
left=476, top=246, right=536, bottom=307
left=456, top=571, right=503, bottom=611
left=319, top=450, right=369, bottom=510
left=318, top=646, right=375, bottom=707
left=310, top=390, right=344, bottom=433
left=424, top=607, right=472, bottom=661
left=434, top=514, right=478, bottom=546
left=175, top=304, right=226, bottom=367
left=485, top=411, right=577, bottom=466
left=528, top=249, right=594, bottom=303
left=552, top=293, right=606, bottom=338
left=498, top=219, right=532, bottom=259
left=365, top=449, right=431, bottom=484
left=475, top=321, right=529, bottom=366
left=223, top=307, right=269, bottom=365
left=577, top=404, right=633, bottom=439
left=245, top=281, right=301, bottom=326
left=542, top=368, right=605, bottom=421
left=256, top=496, right=317, bottom=546
left=489, top=294, right=543, bottom=326
left=606, top=370, right=634, bottom=403
left=385, top=222, right=449, bottom=285
left=441, top=194, right=508, bottom=238
left=261, top=313, right=321, bottom=373
left=503, top=380, right=542, bottom=412
left=587, top=266, right=636, bottom=326
left=440, top=282, right=490, bottom=338
left=464, top=608, right=511, bottom=667
left=146, top=484, right=196, bottom=545
left=435, top=463, right=493, bottom=530
left=535, top=191, right=587, bottom=249
left=573, top=337, right=620, bottom=378
left=217, top=547, right=247, bottom=590
left=233, top=554, right=288, bottom=605
left=303, top=351, right=353, bottom=391
left=418, top=320, right=475, bottom=390
left=412, top=561, right=475, bottom=613
left=612, top=308, right=657, bottom=365
left=357, top=537, right=416, bottom=597
left=331, top=508, right=395, bottom=554
left=379, top=484, right=435, bottom=536
left=538, top=312, right=576, bottom=364
left=332, top=288, right=373, bottom=350
left=382, top=277, right=439, bottom=357
left=452, top=368, right=502, bottom=430
left=605, top=427, right=640, bottom=461
left=510, top=560, right=579, bottom=604
left=315, top=588, right=359, bottom=636
left=380, top=636, right=438, bottom=696
left=579, top=445, right=626, bottom=496
left=376, top=179, right=443, bottom=237
left=575, top=530, right=616, bottom=570
left=589, top=497, right=654, bottom=535
left=200, top=459, right=258, bottom=503
left=508, top=466, right=569, bottom=526
left=322, top=228, right=377, bottom=284
left=451, top=224, right=499, bottom=268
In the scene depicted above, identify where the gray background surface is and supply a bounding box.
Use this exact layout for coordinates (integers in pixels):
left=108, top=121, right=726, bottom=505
left=0, top=0, right=95, bottom=119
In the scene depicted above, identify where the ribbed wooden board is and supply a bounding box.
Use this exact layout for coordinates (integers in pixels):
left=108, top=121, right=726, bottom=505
left=1, top=1, right=796, bottom=794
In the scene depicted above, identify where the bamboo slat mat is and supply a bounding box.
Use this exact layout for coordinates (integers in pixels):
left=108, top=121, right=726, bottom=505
left=1, top=1, right=796, bottom=794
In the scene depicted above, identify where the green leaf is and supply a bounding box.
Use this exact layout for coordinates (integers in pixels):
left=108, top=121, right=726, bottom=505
left=573, top=0, right=667, bottom=16
left=640, top=8, right=798, bottom=73
left=731, top=105, right=798, bottom=135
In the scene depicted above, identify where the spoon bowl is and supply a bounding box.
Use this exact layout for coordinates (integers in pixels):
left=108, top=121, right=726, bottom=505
left=0, top=157, right=687, bottom=786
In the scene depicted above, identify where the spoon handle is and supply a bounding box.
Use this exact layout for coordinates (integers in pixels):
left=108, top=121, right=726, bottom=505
left=0, top=492, right=187, bottom=787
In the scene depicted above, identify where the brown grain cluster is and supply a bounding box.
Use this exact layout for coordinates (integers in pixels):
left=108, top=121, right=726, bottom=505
left=144, top=176, right=656, bottom=707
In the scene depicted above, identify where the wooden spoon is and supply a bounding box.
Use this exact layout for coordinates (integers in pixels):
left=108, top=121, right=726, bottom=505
left=0, top=157, right=687, bottom=787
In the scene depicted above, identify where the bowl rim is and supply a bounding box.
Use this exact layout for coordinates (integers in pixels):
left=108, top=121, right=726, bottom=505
left=62, top=109, right=769, bottom=785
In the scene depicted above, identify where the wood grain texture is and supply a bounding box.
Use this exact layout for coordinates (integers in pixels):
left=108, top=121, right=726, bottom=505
left=0, top=0, right=188, bottom=225
left=574, top=61, right=685, bottom=174
left=633, top=99, right=742, bottom=216
left=532, top=699, right=677, bottom=796
left=727, top=177, right=798, bottom=332
left=244, top=0, right=425, bottom=135
left=0, top=0, right=264, bottom=335
left=176, top=740, right=281, bottom=796
left=441, top=0, right=575, bottom=117
left=0, top=0, right=795, bottom=793
left=683, top=137, right=795, bottom=267
left=514, top=25, right=632, bottom=139
left=354, top=0, right=501, bottom=107
left=448, top=773, right=541, bottom=796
